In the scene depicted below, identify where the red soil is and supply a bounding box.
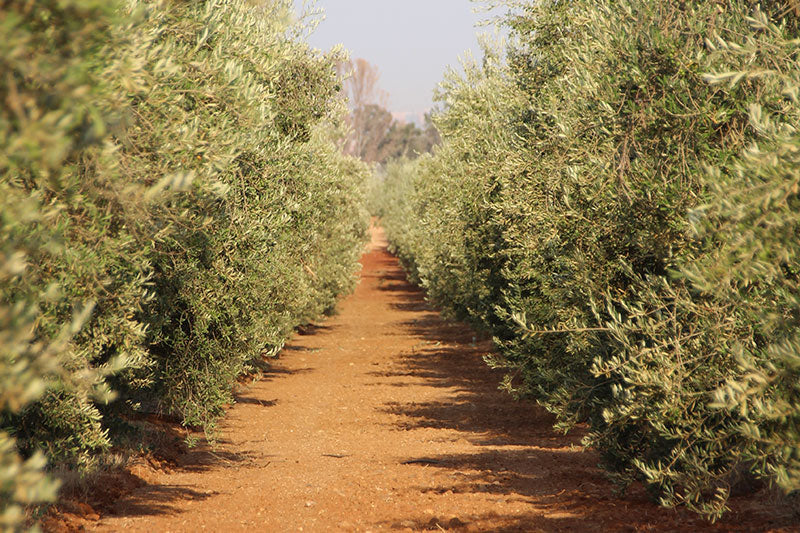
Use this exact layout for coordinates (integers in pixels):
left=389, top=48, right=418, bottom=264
left=47, top=224, right=797, bottom=532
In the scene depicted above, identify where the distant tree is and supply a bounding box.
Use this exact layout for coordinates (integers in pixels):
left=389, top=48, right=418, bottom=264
left=338, top=58, right=388, bottom=157
left=376, top=113, right=441, bottom=164
left=337, top=58, right=440, bottom=163
left=338, top=58, right=387, bottom=111
left=356, top=104, right=393, bottom=163
left=422, top=113, right=442, bottom=147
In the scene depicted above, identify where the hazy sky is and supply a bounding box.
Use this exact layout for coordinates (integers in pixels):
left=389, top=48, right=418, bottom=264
left=294, top=1, right=497, bottom=119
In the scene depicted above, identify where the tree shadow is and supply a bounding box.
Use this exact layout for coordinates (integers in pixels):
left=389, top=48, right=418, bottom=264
left=234, top=396, right=278, bottom=407
left=253, top=366, right=314, bottom=385
left=378, top=281, right=423, bottom=294
left=281, top=344, right=314, bottom=352
left=295, top=323, right=334, bottom=336
left=390, top=300, right=432, bottom=312
left=106, top=483, right=218, bottom=518
left=60, top=438, right=246, bottom=522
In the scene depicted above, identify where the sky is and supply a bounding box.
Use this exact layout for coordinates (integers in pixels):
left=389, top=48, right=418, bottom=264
left=293, top=1, right=499, bottom=123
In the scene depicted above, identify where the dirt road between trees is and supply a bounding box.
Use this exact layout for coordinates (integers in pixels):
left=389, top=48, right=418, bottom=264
left=77, top=224, right=794, bottom=532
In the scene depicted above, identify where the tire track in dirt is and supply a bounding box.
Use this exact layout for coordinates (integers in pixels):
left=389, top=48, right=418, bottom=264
left=85, top=224, right=795, bottom=532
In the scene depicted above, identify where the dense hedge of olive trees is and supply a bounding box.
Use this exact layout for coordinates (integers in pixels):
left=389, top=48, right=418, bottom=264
left=378, top=0, right=800, bottom=519
left=1, top=0, right=368, bottom=526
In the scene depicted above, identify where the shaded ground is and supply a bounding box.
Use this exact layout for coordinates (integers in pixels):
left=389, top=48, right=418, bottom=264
left=52, top=224, right=796, bottom=532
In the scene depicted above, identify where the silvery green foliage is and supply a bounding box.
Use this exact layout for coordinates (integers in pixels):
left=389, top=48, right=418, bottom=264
left=587, top=7, right=800, bottom=517
left=1, top=191, right=62, bottom=530
left=692, top=8, right=800, bottom=500
left=105, top=0, right=369, bottom=429
left=1, top=0, right=131, bottom=525
left=1, top=0, right=368, bottom=526
left=379, top=0, right=799, bottom=519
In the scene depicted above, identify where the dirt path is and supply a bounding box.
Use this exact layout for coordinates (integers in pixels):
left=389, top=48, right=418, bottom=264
left=85, top=225, right=794, bottom=532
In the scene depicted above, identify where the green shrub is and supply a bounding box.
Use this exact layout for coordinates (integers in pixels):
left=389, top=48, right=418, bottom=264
left=1, top=0, right=132, bottom=523
left=682, top=10, right=800, bottom=501
left=106, top=0, right=369, bottom=429
left=1, top=0, right=368, bottom=525
left=379, top=0, right=799, bottom=519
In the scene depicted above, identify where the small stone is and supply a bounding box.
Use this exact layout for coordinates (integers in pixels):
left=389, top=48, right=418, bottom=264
left=305, top=500, right=316, bottom=508
left=449, top=517, right=467, bottom=528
